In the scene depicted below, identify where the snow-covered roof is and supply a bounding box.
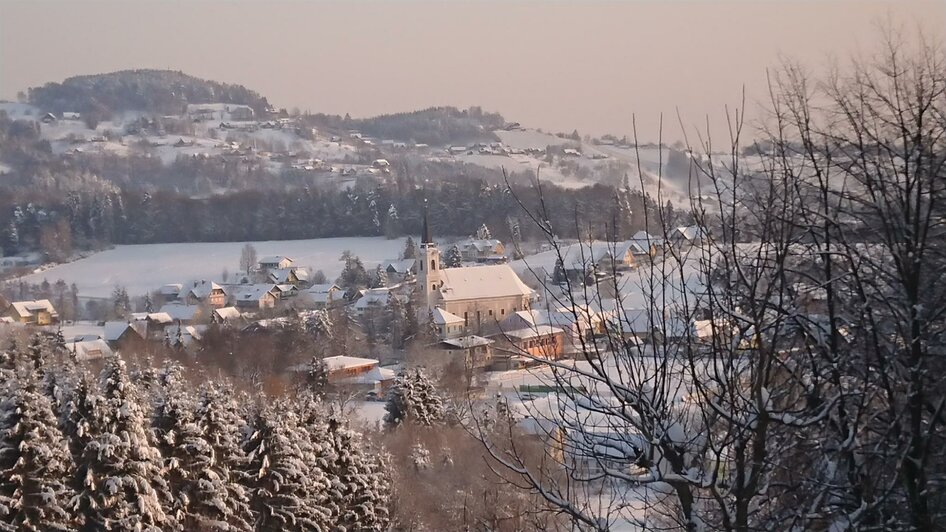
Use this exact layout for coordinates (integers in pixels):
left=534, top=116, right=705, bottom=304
left=383, top=259, right=415, bottom=274
left=323, top=355, right=379, bottom=372
left=213, top=307, right=241, bottom=320
left=353, top=288, right=397, bottom=309
left=188, top=280, right=225, bottom=299
left=441, top=335, right=494, bottom=349
left=159, top=283, right=183, bottom=295
left=259, top=255, right=293, bottom=265
left=233, top=284, right=277, bottom=302
left=431, top=307, right=464, bottom=325
left=499, top=325, right=565, bottom=340
left=438, top=265, right=533, bottom=302
left=159, top=304, right=199, bottom=322
left=145, top=312, right=174, bottom=324
left=307, top=283, right=340, bottom=294
left=103, top=321, right=145, bottom=342
left=335, top=365, right=395, bottom=385
left=9, top=299, right=57, bottom=318
left=269, top=267, right=307, bottom=283
left=67, top=339, right=113, bottom=361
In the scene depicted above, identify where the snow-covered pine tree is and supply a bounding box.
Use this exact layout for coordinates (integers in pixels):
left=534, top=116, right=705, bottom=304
left=305, top=357, right=330, bottom=397
left=150, top=363, right=196, bottom=524
left=383, top=368, right=446, bottom=428
left=402, top=236, right=418, bottom=260
left=71, top=358, right=173, bottom=531
left=443, top=245, right=463, bottom=268
left=242, top=400, right=331, bottom=530
left=60, top=372, right=102, bottom=464
left=190, top=384, right=253, bottom=531
left=0, top=372, right=76, bottom=531
left=324, top=414, right=392, bottom=531
left=475, top=223, right=491, bottom=240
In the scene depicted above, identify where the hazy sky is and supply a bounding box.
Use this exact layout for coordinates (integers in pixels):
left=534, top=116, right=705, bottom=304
left=1, top=1, right=943, bottom=140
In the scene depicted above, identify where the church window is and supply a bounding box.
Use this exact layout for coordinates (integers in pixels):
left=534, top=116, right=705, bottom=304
left=431, top=259, right=436, bottom=270
left=501, top=309, right=505, bottom=315
left=432, top=284, right=437, bottom=292
left=488, top=309, right=493, bottom=316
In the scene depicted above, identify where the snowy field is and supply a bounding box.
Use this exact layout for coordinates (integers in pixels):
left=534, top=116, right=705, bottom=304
left=19, top=237, right=409, bottom=298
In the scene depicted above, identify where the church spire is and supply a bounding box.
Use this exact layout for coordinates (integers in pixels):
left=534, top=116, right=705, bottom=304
left=422, top=200, right=433, bottom=245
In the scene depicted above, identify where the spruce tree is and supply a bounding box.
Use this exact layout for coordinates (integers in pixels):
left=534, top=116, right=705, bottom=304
left=324, top=415, right=392, bottom=531
left=190, top=384, right=252, bottom=530
left=242, top=401, right=331, bottom=530
left=71, top=358, right=173, bottom=531
left=383, top=369, right=446, bottom=428
left=443, top=245, right=463, bottom=268
left=402, top=236, right=418, bottom=260
left=0, top=372, right=76, bottom=531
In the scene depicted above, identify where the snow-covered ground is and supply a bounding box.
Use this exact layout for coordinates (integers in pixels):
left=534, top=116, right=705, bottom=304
left=19, top=236, right=409, bottom=298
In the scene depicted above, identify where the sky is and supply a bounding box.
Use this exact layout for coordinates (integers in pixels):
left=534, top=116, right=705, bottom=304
left=1, top=0, right=943, bottom=141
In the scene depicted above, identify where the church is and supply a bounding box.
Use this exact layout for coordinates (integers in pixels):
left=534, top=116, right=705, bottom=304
left=417, top=215, right=533, bottom=332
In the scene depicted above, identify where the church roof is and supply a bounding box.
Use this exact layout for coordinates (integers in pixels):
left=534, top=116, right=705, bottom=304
left=438, top=264, right=533, bottom=302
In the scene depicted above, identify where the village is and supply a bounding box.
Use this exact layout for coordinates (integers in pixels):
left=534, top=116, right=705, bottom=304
left=0, top=216, right=716, bottom=413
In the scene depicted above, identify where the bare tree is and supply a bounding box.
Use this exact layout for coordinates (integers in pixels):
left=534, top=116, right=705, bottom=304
left=239, top=243, right=257, bottom=275
left=469, top=30, right=945, bottom=532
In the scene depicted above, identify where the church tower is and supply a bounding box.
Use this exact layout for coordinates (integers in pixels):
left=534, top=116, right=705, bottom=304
left=418, top=205, right=441, bottom=310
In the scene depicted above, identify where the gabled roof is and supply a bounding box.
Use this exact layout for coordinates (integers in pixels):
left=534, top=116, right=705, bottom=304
left=270, top=267, right=307, bottom=283
left=9, top=300, right=57, bottom=318
left=259, top=255, right=293, bottom=265
left=68, top=339, right=113, bottom=361
left=383, top=258, right=416, bottom=274
left=233, top=284, right=277, bottom=302
left=438, top=265, right=533, bottom=301
left=431, top=307, right=465, bottom=325
left=188, top=280, right=225, bottom=299
left=213, top=307, right=242, bottom=320
left=103, top=321, right=146, bottom=342
left=307, top=283, right=340, bottom=293
left=159, top=304, right=199, bottom=322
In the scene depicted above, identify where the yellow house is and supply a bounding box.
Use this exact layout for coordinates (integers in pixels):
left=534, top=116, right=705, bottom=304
left=7, top=299, right=59, bottom=325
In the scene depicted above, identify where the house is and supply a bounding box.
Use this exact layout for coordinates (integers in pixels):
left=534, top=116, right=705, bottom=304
left=41, top=112, right=57, bottom=123
left=323, top=355, right=380, bottom=381
left=158, top=304, right=201, bottom=323
left=232, top=284, right=278, bottom=310
left=159, top=284, right=183, bottom=300
left=184, top=281, right=227, bottom=308
left=272, top=284, right=299, bottom=300
left=430, top=307, right=466, bottom=339
left=302, top=283, right=342, bottom=309
left=211, top=306, right=242, bottom=325
left=382, top=258, right=417, bottom=281
left=258, top=256, right=294, bottom=271
left=7, top=300, right=58, bottom=325
left=352, top=288, right=404, bottom=316
left=456, top=238, right=506, bottom=263
left=491, top=325, right=566, bottom=369
left=438, top=335, right=494, bottom=369
left=501, top=309, right=593, bottom=354
left=62, top=112, right=81, bottom=120
left=103, top=321, right=147, bottom=349
left=562, top=148, right=581, bottom=157
left=372, top=158, right=390, bottom=169
left=628, top=231, right=663, bottom=257
left=67, top=338, right=113, bottom=361
left=606, top=309, right=691, bottom=343
left=670, top=225, right=708, bottom=247
left=448, top=146, right=469, bottom=155
left=164, top=324, right=205, bottom=351
left=269, top=267, right=309, bottom=287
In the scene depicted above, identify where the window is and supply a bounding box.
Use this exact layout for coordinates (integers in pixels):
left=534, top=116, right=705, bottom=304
left=501, top=308, right=505, bottom=315
left=488, top=309, right=493, bottom=316
left=432, top=284, right=437, bottom=292
left=431, top=259, right=436, bottom=270
left=419, top=261, right=423, bottom=271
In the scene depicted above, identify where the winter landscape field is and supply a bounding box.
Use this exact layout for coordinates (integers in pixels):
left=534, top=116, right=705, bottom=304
left=20, top=237, right=409, bottom=298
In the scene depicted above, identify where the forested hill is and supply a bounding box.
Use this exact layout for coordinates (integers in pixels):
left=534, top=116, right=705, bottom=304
left=27, top=69, right=271, bottom=118
left=304, top=106, right=505, bottom=145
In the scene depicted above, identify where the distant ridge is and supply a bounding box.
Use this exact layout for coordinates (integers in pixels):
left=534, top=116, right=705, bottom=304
left=27, top=69, right=271, bottom=118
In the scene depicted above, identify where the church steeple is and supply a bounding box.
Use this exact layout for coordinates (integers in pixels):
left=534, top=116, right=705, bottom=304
left=422, top=201, right=433, bottom=245
left=418, top=199, right=441, bottom=310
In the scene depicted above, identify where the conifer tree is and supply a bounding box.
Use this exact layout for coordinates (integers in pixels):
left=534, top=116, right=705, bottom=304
left=190, top=384, right=253, bottom=530
left=384, top=368, right=446, bottom=428
left=402, top=236, right=418, bottom=259
left=0, top=372, right=76, bottom=531
left=324, top=415, right=392, bottom=531
left=443, top=245, right=463, bottom=268
left=71, top=358, right=173, bottom=531
left=242, top=401, right=331, bottom=530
